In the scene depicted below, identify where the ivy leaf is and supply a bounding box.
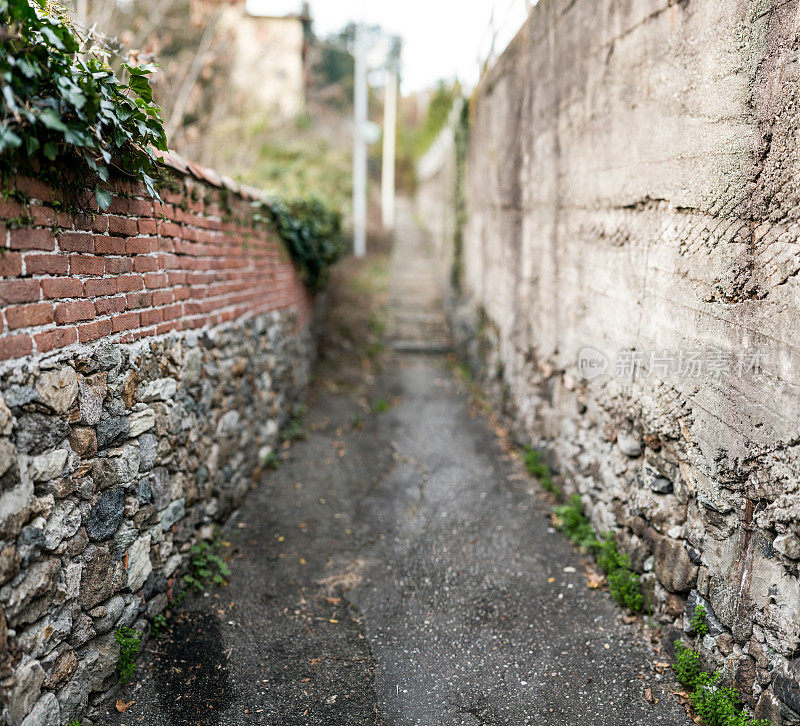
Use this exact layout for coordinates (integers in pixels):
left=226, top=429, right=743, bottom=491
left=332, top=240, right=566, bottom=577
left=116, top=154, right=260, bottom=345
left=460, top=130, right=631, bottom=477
left=38, top=107, right=67, bottom=132
left=42, top=141, right=58, bottom=160
left=38, top=26, right=65, bottom=50
left=94, top=186, right=112, bottom=210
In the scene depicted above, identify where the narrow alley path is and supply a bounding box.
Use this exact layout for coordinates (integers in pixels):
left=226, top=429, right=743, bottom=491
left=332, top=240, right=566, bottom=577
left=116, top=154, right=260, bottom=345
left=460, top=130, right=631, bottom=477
left=107, top=208, right=690, bottom=726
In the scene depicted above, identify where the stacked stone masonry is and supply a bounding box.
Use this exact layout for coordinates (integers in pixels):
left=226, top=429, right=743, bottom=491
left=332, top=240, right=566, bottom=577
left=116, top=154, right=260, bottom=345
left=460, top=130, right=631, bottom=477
left=0, top=159, right=315, bottom=725
left=418, top=1, right=800, bottom=723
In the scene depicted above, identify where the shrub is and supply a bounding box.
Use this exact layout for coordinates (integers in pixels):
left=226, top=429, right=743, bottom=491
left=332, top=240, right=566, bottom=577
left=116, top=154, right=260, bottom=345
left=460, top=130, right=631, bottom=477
left=672, top=640, right=770, bottom=726
left=0, top=0, right=167, bottom=207
left=597, top=535, right=643, bottom=613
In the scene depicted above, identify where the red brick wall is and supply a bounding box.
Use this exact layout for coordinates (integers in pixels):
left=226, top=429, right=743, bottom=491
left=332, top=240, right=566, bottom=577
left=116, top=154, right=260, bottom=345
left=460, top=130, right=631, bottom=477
left=0, top=162, right=313, bottom=361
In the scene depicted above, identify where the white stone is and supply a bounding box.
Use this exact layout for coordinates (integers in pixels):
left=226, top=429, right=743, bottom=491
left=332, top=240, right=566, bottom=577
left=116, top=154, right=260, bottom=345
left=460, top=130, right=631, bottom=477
left=43, top=501, right=81, bottom=550
left=126, top=534, right=152, bottom=592
left=20, top=692, right=60, bottom=726
left=128, top=408, right=156, bottom=437
left=667, top=525, right=683, bottom=539
left=216, top=410, right=240, bottom=436
left=78, top=379, right=103, bottom=426
left=111, top=444, right=140, bottom=484
left=35, top=368, right=78, bottom=414
left=9, top=657, right=45, bottom=723
left=616, top=431, right=642, bottom=458
left=30, top=449, right=68, bottom=482
left=0, top=437, right=16, bottom=478
left=774, top=533, right=800, bottom=560
left=140, top=378, right=178, bottom=402
left=65, top=563, right=82, bottom=600
left=0, top=393, right=12, bottom=436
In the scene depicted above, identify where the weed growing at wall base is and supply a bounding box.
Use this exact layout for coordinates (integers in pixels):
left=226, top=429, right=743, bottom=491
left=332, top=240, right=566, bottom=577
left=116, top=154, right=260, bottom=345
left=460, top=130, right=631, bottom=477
left=114, top=627, right=142, bottom=685
left=552, top=495, right=643, bottom=613
left=523, top=447, right=557, bottom=494
left=674, top=640, right=770, bottom=726
left=184, top=539, right=231, bottom=590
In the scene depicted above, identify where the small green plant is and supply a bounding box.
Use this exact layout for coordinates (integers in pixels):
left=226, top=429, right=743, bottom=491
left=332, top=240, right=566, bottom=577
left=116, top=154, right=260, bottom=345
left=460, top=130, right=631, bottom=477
left=68, top=720, right=81, bottom=726
left=184, top=539, right=231, bottom=591
left=523, top=447, right=557, bottom=494
left=553, top=497, right=642, bottom=612
left=455, top=361, right=473, bottom=381
left=692, top=603, right=709, bottom=636
left=261, top=450, right=281, bottom=470
left=151, top=613, right=167, bottom=638
left=364, top=340, right=385, bottom=359
left=280, top=405, right=307, bottom=442
left=553, top=495, right=598, bottom=549
left=114, top=627, right=142, bottom=685
left=372, top=397, right=390, bottom=414
left=351, top=413, right=364, bottom=429
left=673, top=640, right=769, bottom=726
left=597, top=535, right=643, bottom=612
left=368, top=313, right=386, bottom=336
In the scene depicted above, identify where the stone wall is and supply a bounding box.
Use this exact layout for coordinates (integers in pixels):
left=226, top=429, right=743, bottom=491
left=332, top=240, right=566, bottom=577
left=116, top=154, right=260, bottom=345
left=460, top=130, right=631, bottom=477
left=419, top=0, right=800, bottom=722
left=0, top=157, right=315, bottom=725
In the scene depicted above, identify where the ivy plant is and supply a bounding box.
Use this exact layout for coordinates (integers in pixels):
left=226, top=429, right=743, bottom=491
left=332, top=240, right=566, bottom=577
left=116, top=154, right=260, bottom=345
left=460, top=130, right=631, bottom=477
left=0, top=0, right=167, bottom=208
left=262, top=196, right=345, bottom=292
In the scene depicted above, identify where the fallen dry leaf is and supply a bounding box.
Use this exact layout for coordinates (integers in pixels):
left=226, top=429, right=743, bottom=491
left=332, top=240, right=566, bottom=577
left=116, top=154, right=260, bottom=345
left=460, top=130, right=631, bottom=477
left=116, top=699, right=134, bottom=713
left=325, top=597, right=342, bottom=605
left=586, top=570, right=604, bottom=589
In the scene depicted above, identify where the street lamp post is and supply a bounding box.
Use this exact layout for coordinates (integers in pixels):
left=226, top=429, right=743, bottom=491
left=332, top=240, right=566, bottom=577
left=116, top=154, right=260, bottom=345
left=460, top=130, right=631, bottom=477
left=352, top=22, right=368, bottom=258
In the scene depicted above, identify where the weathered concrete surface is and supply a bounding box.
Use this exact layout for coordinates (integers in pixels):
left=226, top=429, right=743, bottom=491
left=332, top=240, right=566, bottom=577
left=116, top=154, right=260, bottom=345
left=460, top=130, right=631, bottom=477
left=417, top=0, right=800, bottom=718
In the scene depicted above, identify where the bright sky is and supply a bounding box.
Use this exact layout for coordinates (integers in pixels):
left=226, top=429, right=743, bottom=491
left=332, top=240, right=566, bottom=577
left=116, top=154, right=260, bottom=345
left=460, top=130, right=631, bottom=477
left=248, top=0, right=532, bottom=93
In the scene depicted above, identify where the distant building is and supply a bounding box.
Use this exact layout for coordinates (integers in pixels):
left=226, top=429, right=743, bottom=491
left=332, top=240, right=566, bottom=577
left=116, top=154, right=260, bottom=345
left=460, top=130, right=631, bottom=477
left=218, top=0, right=310, bottom=123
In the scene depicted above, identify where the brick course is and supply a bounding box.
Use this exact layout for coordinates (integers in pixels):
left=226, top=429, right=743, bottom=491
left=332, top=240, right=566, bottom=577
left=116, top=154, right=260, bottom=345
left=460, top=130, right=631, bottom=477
left=0, top=166, right=312, bottom=354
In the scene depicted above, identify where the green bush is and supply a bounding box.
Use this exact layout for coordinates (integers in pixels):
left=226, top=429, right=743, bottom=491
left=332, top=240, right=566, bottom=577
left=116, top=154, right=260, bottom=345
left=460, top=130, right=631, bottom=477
left=0, top=0, right=167, bottom=207
left=596, top=535, right=643, bottom=613
left=552, top=497, right=642, bottom=613
left=264, top=196, right=345, bottom=292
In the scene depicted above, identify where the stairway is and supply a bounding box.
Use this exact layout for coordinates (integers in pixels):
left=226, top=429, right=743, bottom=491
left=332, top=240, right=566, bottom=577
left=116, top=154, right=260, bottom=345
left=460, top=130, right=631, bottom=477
left=386, top=201, right=451, bottom=354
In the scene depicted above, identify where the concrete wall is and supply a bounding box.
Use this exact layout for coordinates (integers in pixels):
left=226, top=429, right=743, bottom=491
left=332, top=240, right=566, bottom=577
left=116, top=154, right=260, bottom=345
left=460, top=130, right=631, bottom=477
left=419, top=0, right=800, bottom=721
left=0, top=159, right=315, bottom=724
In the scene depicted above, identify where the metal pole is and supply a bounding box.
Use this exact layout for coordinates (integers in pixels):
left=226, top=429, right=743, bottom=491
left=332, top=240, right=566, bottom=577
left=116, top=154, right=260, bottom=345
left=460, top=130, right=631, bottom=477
left=381, top=66, right=397, bottom=231
left=352, top=23, right=368, bottom=258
